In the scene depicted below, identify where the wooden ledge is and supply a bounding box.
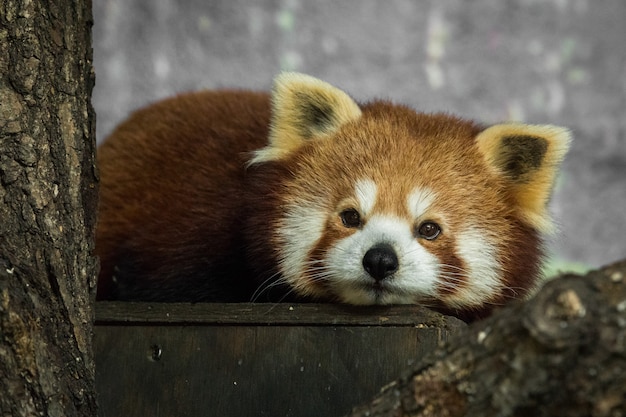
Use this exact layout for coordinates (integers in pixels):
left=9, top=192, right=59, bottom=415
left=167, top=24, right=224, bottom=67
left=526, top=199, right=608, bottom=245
left=94, top=302, right=467, bottom=416
left=95, top=301, right=467, bottom=328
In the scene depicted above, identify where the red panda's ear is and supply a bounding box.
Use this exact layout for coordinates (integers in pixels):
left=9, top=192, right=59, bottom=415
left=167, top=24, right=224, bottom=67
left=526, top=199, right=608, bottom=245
left=249, top=73, right=362, bottom=165
left=476, top=123, right=571, bottom=233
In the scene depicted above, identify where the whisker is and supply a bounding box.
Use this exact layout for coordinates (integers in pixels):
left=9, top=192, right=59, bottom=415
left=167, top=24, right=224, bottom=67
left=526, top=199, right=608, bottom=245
left=250, top=271, right=287, bottom=302
left=251, top=258, right=338, bottom=304
left=439, top=263, right=471, bottom=274
left=437, top=275, right=467, bottom=284
left=262, top=287, right=303, bottom=313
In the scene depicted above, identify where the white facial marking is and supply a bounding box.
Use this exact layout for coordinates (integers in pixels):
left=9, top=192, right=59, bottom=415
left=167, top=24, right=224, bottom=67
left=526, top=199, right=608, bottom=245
left=407, top=187, right=436, bottom=219
left=445, top=227, right=502, bottom=308
left=354, top=178, right=378, bottom=217
left=326, top=215, right=440, bottom=305
left=277, top=201, right=327, bottom=287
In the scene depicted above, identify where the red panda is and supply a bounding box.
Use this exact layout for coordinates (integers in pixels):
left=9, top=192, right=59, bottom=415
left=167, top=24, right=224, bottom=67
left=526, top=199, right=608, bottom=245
left=95, top=72, right=571, bottom=321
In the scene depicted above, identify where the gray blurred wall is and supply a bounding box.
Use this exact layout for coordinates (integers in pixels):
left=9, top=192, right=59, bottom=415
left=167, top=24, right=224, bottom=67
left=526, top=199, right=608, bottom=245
left=93, top=0, right=626, bottom=271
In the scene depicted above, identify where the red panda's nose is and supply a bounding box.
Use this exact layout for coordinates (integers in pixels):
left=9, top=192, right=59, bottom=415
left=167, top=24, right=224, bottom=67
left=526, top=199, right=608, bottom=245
left=362, top=243, right=399, bottom=281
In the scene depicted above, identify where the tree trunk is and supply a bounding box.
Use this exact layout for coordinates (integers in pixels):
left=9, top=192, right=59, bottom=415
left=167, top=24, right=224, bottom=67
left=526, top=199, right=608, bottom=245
left=347, top=259, right=626, bottom=417
left=0, top=1, right=98, bottom=416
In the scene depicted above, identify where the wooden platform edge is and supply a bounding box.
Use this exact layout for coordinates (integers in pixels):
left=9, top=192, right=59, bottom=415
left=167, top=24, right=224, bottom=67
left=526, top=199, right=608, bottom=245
left=95, top=302, right=467, bottom=329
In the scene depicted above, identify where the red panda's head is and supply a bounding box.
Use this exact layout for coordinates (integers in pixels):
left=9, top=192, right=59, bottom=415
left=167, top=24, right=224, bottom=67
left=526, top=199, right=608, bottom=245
left=247, top=73, right=571, bottom=319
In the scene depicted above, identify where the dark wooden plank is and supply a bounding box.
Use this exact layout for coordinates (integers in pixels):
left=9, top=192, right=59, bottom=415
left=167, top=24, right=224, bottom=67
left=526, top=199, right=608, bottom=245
left=95, top=324, right=455, bottom=417
left=95, top=301, right=466, bottom=328
left=95, top=303, right=466, bottom=416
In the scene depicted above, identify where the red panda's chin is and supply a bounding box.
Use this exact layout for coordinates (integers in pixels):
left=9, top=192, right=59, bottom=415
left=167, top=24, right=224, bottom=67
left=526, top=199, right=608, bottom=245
left=328, top=281, right=419, bottom=306
left=291, top=274, right=407, bottom=305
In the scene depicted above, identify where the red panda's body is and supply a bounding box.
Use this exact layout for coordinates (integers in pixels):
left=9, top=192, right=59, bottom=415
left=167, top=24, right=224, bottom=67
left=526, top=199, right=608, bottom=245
left=96, top=91, right=271, bottom=301
left=96, top=73, right=570, bottom=321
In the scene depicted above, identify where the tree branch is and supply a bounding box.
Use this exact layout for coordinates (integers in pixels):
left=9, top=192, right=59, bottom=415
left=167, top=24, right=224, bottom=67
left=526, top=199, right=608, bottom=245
left=348, top=259, right=626, bottom=417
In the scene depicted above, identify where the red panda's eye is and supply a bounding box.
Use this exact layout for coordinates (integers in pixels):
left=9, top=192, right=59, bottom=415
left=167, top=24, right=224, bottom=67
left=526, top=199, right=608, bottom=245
left=340, top=208, right=362, bottom=228
left=417, top=221, right=441, bottom=240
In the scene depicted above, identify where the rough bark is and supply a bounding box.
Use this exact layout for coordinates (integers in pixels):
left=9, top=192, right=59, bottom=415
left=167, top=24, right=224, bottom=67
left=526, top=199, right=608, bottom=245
left=347, top=259, right=626, bottom=417
left=0, top=1, right=98, bottom=416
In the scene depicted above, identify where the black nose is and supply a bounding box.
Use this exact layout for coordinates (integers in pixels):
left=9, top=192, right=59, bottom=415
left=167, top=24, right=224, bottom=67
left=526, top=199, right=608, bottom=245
left=362, top=243, right=399, bottom=281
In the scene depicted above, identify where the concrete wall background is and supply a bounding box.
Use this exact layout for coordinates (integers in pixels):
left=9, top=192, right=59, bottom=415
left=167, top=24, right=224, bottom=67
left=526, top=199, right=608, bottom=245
left=93, top=0, right=626, bottom=271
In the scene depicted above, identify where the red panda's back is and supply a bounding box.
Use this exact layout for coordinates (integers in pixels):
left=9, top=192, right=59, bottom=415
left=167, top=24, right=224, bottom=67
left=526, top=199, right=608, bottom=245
left=96, top=90, right=271, bottom=300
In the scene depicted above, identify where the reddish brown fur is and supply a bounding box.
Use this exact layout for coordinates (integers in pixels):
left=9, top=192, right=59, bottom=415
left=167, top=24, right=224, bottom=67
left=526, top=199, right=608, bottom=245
left=96, top=90, right=544, bottom=321
left=96, top=91, right=272, bottom=301
left=245, top=101, right=543, bottom=318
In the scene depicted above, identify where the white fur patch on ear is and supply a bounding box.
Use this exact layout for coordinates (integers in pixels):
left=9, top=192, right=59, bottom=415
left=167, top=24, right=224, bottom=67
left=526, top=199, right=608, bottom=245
left=476, top=123, right=571, bottom=233
left=249, top=72, right=362, bottom=165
